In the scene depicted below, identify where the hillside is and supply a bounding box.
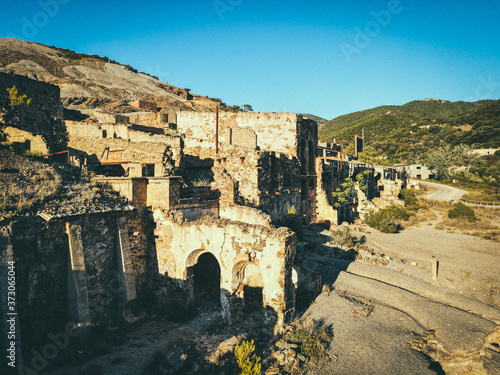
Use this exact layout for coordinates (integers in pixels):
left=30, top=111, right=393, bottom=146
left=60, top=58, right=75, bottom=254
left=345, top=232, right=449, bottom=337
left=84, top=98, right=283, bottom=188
left=0, top=38, right=220, bottom=113
left=320, top=99, right=500, bottom=163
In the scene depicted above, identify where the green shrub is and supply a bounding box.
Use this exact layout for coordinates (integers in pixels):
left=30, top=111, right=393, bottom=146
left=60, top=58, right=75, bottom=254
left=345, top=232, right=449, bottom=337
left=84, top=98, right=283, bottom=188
left=282, top=322, right=333, bottom=359
left=234, top=340, right=261, bottom=375
left=384, top=205, right=412, bottom=221
left=364, top=207, right=400, bottom=233
left=23, top=150, right=44, bottom=158
left=330, top=226, right=356, bottom=248
left=364, top=204, right=414, bottom=233
left=448, top=202, right=477, bottom=222
left=400, top=188, right=419, bottom=210
left=282, top=205, right=303, bottom=239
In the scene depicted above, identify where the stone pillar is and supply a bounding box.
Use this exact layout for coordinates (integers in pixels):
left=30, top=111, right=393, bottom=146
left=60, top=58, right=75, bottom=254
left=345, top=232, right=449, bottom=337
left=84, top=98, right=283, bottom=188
left=65, top=222, right=91, bottom=326
left=117, top=217, right=137, bottom=315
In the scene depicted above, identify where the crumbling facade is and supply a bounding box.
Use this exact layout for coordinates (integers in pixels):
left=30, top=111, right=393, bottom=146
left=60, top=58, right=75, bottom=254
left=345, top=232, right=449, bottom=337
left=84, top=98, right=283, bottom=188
left=0, top=72, right=64, bottom=154
left=1, top=72, right=407, bottom=369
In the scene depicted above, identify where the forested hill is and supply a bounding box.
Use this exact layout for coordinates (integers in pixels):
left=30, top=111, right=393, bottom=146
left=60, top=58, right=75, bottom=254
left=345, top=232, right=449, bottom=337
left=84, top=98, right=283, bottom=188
left=319, top=99, right=500, bottom=163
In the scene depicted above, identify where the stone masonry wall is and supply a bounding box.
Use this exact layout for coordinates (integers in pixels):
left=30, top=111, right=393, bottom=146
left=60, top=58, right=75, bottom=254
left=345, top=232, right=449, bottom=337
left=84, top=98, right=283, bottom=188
left=0, top=72, right=62, bottom=118
left=177, top=112, right=301, bottom=157
left=5, top=210, right=152, bottom=363
left=213, top=149, right=304, bottom=221
left=153, top=210, right=296, bottom=327
left=68, top=136, right=183, bottom=169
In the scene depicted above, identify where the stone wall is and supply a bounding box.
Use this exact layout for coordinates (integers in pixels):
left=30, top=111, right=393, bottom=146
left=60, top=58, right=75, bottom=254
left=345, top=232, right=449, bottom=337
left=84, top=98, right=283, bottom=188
left=2, top=102, right=64, bottom=153
left=212, top=149, right=306, bottom=222
left=4, top=126, right=49, bottom=154
left=177, top=112, right=311, bottom=157
left=153, top=210, right=296, bottom=328
left=4, top=210, right=153, bottom=362
left=219, top=205, right=272, bottom=227
left=90, top=111, right=129, bottom=125
left=374, top=179, right=405, bottom=209
left=125, top=112, right=171, bottom=128
left=0, top=72, right=62, bottom=118
left=68, top=135, right=183, bottom=172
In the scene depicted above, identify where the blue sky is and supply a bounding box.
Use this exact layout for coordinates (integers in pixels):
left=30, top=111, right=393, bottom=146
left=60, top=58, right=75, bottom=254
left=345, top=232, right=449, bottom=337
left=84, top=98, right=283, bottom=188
left=2, top=0, right=500, bottom=119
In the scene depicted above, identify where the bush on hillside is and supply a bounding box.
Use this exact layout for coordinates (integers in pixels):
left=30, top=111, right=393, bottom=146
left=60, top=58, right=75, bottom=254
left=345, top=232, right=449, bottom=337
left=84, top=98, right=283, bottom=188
left=364, top=205, right=413, bottom=233
left=400, top=188, right=419, bottom=210
left=448, top=202, right=477, bottom=222
left=330, top=226, right=356, bottom=248
left=282, top=321, right=334, bottom=359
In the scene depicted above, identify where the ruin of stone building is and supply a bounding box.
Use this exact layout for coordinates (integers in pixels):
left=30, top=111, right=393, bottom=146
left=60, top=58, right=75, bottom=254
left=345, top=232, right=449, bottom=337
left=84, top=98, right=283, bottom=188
left=0, top=72, right=406, bottom=366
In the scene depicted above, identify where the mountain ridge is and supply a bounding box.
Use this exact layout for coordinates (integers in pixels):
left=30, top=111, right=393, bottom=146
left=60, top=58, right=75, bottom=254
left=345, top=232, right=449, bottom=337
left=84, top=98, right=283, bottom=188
left=320, top=98, right=500, bottom=163
left=0, top=38, right=219, bottom=113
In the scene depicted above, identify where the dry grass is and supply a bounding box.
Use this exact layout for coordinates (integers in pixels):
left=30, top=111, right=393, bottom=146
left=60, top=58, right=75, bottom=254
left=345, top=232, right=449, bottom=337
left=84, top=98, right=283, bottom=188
left=0, top=160, right=62, bottom=219
left=435, top=206, right=500, bottom=242
left=404, top=198, right=500, bottom=242
left=402, top=208, right=438, bottom=228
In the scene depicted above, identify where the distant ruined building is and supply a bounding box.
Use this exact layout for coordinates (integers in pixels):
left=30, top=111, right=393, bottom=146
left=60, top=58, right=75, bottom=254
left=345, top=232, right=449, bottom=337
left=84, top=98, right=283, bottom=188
left=0, top=73, right=404, bottom=366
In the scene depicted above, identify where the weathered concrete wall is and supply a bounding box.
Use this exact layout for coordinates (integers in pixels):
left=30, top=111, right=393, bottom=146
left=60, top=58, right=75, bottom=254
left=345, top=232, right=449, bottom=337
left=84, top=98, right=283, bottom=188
left=97, top=177, right=148, bottom=207
left=153, top=210, right=296, bottom=327
left=146, top=177, right=181, bottom=210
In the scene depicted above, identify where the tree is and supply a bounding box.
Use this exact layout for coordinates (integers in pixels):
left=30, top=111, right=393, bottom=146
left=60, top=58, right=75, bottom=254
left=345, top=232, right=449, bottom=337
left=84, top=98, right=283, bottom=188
left=242, top=104, right=253, bottom=112
left=357, top=145, right=382, bottom=166
left=451, top=144, right=482, bottom=174
left=423, top=144, right=482, bottom=180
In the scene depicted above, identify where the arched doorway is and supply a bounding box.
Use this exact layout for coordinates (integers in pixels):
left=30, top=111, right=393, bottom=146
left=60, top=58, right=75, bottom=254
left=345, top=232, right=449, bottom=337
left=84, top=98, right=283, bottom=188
left=192, top=252, right=221, bottom=308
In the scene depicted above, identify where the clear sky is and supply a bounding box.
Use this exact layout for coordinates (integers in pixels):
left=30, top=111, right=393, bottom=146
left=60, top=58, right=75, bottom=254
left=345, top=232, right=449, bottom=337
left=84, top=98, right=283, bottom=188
left=2, top=0, right=500, bottom=119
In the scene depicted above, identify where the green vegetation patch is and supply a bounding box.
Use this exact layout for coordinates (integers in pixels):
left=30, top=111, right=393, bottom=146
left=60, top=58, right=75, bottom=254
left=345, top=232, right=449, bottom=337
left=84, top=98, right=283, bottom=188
left=447, top=202, right=477, bottom=222
left=234, top=340, right=261, bottom=375
left=282, top=321, right=334, bottom=359
left=364, top=205, right=414, bottom=233
left=320, top=99, right=500, bottom=165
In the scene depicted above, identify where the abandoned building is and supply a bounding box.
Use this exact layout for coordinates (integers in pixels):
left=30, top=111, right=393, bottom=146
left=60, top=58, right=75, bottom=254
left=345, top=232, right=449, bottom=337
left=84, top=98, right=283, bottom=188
left=0, top=73, right=405, bottom=368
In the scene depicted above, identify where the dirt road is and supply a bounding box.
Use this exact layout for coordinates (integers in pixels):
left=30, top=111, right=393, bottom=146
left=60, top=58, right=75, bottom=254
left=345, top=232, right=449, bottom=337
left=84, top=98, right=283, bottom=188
left=420, top=180, right=467, bottom=202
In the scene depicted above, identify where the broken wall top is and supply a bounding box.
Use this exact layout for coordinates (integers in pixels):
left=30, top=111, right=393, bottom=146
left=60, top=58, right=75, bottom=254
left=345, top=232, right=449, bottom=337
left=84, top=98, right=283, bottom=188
left=177, top=112, right=318, bottom=158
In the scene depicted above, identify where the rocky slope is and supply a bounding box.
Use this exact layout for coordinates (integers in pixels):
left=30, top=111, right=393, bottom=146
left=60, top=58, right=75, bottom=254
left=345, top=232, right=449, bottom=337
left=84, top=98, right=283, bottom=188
left=0, top=38, right=219, bottom=113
